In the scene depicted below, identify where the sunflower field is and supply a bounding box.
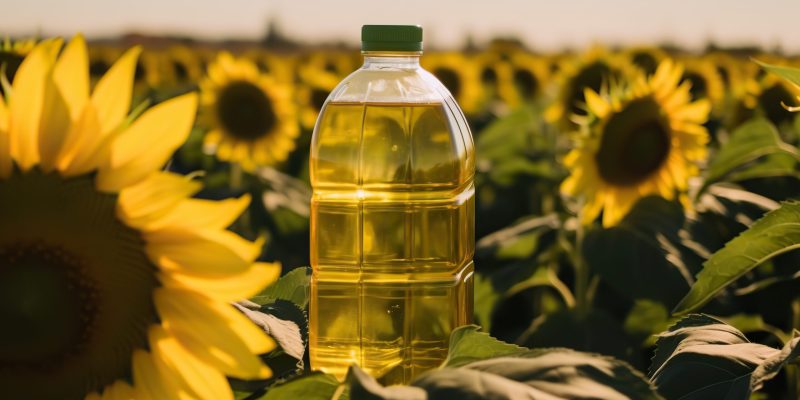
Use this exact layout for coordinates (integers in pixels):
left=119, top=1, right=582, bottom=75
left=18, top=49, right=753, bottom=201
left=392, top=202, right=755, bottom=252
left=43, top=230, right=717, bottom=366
left=5, top=30, right=800, bottom=400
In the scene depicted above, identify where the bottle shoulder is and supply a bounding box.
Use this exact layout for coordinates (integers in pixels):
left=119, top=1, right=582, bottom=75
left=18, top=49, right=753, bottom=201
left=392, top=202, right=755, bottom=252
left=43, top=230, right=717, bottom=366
left=327, top=66, right=451, bottom=104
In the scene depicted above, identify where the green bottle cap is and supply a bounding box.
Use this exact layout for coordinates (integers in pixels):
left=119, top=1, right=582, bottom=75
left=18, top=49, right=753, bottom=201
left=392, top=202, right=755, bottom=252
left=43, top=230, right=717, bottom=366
left=361, top=25, right=423, bottom=52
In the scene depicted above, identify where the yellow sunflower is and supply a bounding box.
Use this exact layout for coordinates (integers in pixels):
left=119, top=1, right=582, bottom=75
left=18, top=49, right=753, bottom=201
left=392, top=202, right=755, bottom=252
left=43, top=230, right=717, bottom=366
left=495, top=52, right=550, bottom=108
left=421, top=52, right=482, bottom=115
left=729, top=57, right=800, bottom=128
left=625, top=46, right=668, bottom=76
left=243, top=49, right=295, bottom=84
left=159, top=45, right=203, bottom=87
left=201, top=52, right=299, bottom=171
left=679, top=57, right=725, bottom=112
left=561, top=60, right=711, bottom=227
left=296, top=64, right=337, bottom=130
left=0, top=36, right=280, bottom=399
left=545, top=48, right=636, bottom=131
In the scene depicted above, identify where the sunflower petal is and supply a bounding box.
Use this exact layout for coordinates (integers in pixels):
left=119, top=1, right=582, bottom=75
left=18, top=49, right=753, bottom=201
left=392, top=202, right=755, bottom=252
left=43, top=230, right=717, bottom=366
left=55, top=102, right=103, bottom=176
left=38, top=72, right=71, bottom=171
left=160, top=261, right=281, bottom=302
left=583, top=88, right=610, bottom=118
left=145, top=229, right=262, bottom=274
left=140, top=194, right=250, bottom=232
left=91, top=46, right=140, bottom=135
left=117, top=172, right=202, bottom=226
left=96, top=92, right=198, bottom=192
left=8, top=40, right=61, bottom=170
left=155, top=288, right=276, bottom=374
left=132, top=350, right=181, bottom=400
left=53, top=33, right=89, bottom=121
left=149, top=325, right=233, bottom=400
left=100, top=381, right=137, bottom=400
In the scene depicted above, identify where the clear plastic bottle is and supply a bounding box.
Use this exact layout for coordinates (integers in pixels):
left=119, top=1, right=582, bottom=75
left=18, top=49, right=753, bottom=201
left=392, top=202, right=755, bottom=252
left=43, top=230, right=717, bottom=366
left=309, top=25, right=475, bottom=385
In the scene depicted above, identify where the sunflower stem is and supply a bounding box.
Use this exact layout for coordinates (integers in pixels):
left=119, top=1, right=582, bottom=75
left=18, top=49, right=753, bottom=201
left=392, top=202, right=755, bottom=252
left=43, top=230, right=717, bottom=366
left=229, top=162, right=252, bottom=235
left=574, top=210, right=591, bottom=316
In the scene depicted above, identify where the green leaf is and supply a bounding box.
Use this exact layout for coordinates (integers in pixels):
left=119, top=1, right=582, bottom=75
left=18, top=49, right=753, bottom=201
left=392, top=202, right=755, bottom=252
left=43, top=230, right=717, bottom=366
left=472, top=274, right=500, bottom=332
left=256, top=372, right=343, bottom=400
left=649, top=314, right=800, bottom=399
left=441, top=325, right=526, bottom=368
left=756, top=60, right=800, bottom=88
left=518, top=309, right=636, bottom=366
left=703, top=118, right=799, bottom=192
left=416, top=349, right=661, bottom=399
left=624, top=299, right=673, bottom=347
left=674, top=201, right=800, bottom=314
left=583, top=196, right=696, bottom=305
left=252, top=267, right=311, bottom=308
left=347, top=366, right=426, bottom=400
left=725, top=153, right=799, bottom=183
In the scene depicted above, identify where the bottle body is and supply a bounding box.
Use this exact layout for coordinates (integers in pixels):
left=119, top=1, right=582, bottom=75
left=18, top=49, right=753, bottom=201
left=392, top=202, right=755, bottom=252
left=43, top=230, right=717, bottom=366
left=309, top=54, right=475, bottom=384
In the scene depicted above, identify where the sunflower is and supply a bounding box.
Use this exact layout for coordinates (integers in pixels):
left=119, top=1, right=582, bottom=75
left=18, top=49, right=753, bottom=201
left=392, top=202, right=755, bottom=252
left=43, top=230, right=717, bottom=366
left=545, top=49, right=635, bottom=131
left=679, top=58, right=725, bottom=112
left=296, top=64, right=337, bottom=130
left=201, top=52, right=299, bottom=171
left=625, top=46, right=668, bottom=76
left=495, top=52, right=550, bottom=108
left=421, top=52, right=482, bottom=115
left=159, top=45, right=203, bottom=87
left=730, top=58, right=800, bottom=128
left=0, top=36, right=280, bottom=399
left=561, top=60, right=711, bottom=227
left=0, top=38, right=36, bottom=93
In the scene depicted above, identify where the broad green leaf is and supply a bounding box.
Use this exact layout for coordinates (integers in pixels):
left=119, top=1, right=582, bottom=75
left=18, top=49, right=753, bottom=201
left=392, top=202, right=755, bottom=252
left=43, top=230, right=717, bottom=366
left=623, top=299, right=673, bottom=347
left=649, top=314, right=800, bottom=399
left=495, top=230, right=541, bottom=259
left=519, top=309, right=636, bottom=366
left=703, top=118, right=799, bottom=193
left=441, top=325, right=526, bottom=368
left=583, top=196, right=696, bottom=305
left=674, top=201, right=800, bottom=314
left=473, top=274, right=500, bottom=331
left=756, top=60, right=800, bottom=88
left=252, top=267, right=311, bottom=308
left=348, top=366, right=426, bottom=400
left=725, top=153, right=799, bottom=183
left=476, top=107, right=537, bottom=162
left=256, top=372, right=343, bottom=400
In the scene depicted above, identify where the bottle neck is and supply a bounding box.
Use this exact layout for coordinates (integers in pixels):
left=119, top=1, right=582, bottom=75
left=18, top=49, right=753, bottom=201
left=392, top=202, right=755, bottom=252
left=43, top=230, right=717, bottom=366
left=362, top=51, right=421, bottom=69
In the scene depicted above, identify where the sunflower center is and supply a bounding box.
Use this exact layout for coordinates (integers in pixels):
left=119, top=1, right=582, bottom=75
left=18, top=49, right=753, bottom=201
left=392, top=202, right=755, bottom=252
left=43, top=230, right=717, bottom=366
left=759, top=83, right=795, bottom=126
left=217, top=80, right=277, bottom=141
left=89, top=59, right=110, bottom=78
left=513, top=68, right=539, bottom=99
left=433, top=67, right=462, bottom=98
left=0, top=171, right=159, bottom=399
left=0, top=242, right=98, bottom=369
left=631, top=52, right=658, bottom=75
left=567, top=61, right=613, bottom=116
left=481, top=65, right=498, bottom=85
left=310, top=88, right=330, bottom=111
left=684, top=72, right=708, bottom=101
left=173, top=61, right=188, bottom=81
left=595, top=97, right=671, bottom=186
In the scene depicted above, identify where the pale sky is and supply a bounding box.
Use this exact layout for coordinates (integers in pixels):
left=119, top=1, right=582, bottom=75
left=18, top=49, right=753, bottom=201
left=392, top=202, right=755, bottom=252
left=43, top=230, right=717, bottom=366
left=3, top=0, right=799, bottom=52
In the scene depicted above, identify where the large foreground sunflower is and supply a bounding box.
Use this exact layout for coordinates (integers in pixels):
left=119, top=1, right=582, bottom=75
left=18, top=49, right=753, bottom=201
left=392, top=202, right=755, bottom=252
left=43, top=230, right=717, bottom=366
left=201, top=52, right=298, bottom=171
left=0, top=36, right=280, bottom=399
left=561, top=60, right=711, bottom=227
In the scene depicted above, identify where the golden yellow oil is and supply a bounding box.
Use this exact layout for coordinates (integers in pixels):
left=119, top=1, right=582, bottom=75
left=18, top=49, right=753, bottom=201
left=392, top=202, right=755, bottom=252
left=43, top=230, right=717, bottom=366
left=309, top=102, right=474, bottom=385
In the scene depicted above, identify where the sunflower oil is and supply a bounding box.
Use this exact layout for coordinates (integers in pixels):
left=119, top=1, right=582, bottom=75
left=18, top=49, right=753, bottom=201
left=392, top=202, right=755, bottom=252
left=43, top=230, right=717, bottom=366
left=309, top=26, right=475, bottom=385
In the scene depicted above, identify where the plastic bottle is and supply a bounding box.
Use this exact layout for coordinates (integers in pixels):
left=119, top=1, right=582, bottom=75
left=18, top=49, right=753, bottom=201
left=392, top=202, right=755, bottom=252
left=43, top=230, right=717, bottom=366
left=309, top=25, right=475, bottom=385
